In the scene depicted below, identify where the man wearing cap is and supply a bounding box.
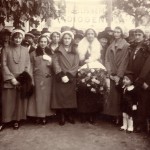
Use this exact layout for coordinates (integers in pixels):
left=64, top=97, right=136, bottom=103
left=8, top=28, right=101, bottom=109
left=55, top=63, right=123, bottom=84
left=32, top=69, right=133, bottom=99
left=74, top=30, right=84, bottom=45
left=31, top=29, right=41, bottom=48
left=127, top=28, right=150, bottom=132
left=23, top=31, right=36, bottom=53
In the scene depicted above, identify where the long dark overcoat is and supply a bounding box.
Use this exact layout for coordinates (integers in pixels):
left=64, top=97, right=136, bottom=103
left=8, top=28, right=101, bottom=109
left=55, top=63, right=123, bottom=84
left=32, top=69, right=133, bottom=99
left=51, top=45, right=79, bottom=109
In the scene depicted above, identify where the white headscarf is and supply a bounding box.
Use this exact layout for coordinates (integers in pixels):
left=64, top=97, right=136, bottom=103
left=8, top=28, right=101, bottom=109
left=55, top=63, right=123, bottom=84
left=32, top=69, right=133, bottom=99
left=77, top=37, right=102, bottom=62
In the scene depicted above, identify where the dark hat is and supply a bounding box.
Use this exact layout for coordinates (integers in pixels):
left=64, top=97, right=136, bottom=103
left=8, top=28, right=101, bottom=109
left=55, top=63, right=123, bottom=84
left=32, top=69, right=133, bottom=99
left=74, top=30, right=84, bottom=39
left=61, top=26, right=71, bottom=33
left=129, top=29, right=135, bottom=35
left=41, top=28, right=50, bottom=34
left=105, top=27, right=113, bottom=32
left=98, top=31, right=110, bottom=40
left=31, top=29, right=41, bottom=36
left=71, top=27, right=78, bottom=32
left=124, top=71, right=134, bottom=82
left=1, top=29, right=11, bottom=36
left=135, top=29, right=144, bottom=35
left=25, top=31, right=35, bottom=38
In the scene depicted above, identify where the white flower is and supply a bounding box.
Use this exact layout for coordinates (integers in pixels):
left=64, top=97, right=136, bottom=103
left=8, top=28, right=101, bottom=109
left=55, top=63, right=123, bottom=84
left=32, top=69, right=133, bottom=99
left=81, top=79, right=85, bottom=83
left=94, top=79, right=100, bottom=84
left=100, top=87, right=104, bottom=91
left=87, top=73, right=91, bottom=77
left=90, top=69, right=95, bottom=73
left=91, top=88, right=96, bottom=93
left=87, top=84, right=91, bottom=87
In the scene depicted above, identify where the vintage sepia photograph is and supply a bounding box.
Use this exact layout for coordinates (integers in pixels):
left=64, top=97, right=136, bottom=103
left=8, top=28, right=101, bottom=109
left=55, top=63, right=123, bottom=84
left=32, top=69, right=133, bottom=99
left=0, top=0, right=150, bottom=150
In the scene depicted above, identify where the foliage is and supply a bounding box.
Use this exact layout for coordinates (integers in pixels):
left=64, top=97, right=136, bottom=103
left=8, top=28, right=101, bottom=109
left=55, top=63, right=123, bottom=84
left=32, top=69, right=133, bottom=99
left=113, top=0, right=150, bottom=26
left=0, top=0, right=65, bottom=28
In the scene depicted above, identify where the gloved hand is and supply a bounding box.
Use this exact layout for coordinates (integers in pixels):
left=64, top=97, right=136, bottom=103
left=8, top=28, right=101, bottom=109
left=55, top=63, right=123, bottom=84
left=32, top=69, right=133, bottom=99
left=11, top=78, right=20, bottom=86
left=62, top=76, right=69, bottom=83
left=132, top=105, right=137, bottom=111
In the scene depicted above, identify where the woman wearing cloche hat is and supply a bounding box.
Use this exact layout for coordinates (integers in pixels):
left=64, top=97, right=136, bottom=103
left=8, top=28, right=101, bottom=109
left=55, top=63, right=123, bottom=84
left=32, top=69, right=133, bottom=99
left=0, top=28, right=31, bottom=131
left=51, top=30, right=79, bottom=126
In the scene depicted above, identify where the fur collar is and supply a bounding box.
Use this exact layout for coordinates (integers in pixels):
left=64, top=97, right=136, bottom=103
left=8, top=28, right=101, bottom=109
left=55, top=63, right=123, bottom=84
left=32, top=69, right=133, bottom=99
left=36, top=46, right=52, bottom=57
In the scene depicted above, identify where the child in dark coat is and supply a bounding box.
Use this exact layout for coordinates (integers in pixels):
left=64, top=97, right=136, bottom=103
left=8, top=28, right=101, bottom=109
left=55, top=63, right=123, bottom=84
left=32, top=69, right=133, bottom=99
left=120, top=71, right=138, bottom=133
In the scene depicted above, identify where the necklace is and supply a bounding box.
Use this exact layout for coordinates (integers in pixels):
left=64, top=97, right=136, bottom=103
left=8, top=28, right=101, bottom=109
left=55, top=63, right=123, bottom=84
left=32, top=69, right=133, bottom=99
left=12, top=45, right=22, bottom=64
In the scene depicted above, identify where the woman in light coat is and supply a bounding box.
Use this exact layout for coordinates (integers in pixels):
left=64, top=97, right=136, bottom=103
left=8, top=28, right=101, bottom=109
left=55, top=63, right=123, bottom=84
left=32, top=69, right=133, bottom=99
left=104, top=26, right=129, bottom=124
left=27, top=35, right=54, bottom=124
left=0, top=29, right=30, bottom=131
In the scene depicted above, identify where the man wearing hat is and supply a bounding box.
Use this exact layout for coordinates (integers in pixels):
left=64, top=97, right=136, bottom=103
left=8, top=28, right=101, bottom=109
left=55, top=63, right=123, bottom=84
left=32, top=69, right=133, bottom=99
left=30, top=29, right=41, bottom=47
left=23, top=31, right=36, bottom=53
left=74, top=30, right=84, bottom=45
left=60, top=26, right=71, bottom=33
left=127, top=28, right=150, bottom=132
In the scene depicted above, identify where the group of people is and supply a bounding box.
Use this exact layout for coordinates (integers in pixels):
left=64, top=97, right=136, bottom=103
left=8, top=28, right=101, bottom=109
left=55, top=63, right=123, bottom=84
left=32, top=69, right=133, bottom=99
left=0, top=19, right=150, bottom=134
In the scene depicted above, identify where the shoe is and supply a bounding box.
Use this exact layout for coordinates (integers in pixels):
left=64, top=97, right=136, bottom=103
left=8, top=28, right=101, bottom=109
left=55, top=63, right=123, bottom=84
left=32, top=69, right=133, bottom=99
left=120, top=126, right=127, bottom=131
left=35, top=118, right=40, bottom=124
left=88, top=115, right=95, bottom=124
left=0, top=124, right=4, bottom=132
left=59, top=114, right=65, bottom=126
left=41, top=118, right=47, bottom=125
left=135, top=127, right=142, bottom=133
left=67, top=116, right=75, bottom=124
left=126, top=130, right=133, bottom=134
left=119, top=128, right=126, bottom=131
left=13, top=122, right=19, bottom=130
left=80, top=115, right=86, bottom=123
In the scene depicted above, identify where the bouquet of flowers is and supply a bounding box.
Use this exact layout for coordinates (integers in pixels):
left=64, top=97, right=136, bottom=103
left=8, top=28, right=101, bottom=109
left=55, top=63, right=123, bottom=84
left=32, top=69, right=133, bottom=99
left=77, top=68, right=109, bottom=95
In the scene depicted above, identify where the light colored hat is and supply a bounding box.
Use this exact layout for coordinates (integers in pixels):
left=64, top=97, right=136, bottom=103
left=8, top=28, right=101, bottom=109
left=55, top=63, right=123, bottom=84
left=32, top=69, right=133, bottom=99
left=61, top=31, right=74, bottom=39
left=11, top=29, right=25, bottom=38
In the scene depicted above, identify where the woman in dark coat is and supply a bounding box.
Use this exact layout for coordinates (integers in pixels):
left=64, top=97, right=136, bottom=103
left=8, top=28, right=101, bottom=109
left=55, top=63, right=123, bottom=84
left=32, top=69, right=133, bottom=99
left=127, top=28, right=150, bottom=132
left=51, top=31, right=79, bottom=126
left=27, top=35, right=54, bottom=124
left=104, top=26, right=129, bottom=124
left=0, top=29, right=30, bottom=131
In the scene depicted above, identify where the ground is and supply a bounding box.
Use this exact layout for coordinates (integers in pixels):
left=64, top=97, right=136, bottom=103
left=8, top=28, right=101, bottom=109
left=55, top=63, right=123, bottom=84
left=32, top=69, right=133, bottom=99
left=0, top=119, right=150, bottom=150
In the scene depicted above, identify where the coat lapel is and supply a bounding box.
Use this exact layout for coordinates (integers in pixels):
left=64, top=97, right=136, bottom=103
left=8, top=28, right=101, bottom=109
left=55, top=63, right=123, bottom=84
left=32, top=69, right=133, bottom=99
left=58, top=45, right=74, bottom=67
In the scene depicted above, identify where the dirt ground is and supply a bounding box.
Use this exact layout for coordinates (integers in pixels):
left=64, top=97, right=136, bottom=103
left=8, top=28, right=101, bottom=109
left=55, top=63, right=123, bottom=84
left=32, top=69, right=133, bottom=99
left=0, top=119, right=150, bottom=150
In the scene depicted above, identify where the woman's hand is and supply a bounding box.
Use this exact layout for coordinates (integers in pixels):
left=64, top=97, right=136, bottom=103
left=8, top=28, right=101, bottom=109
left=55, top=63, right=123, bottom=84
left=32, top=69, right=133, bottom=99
left=11, top=78, right=20, bottom=86
left=62, top=76, right=69, bottom=83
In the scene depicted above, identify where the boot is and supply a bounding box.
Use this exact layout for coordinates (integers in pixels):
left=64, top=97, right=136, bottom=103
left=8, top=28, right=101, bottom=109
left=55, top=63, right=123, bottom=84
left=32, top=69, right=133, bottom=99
left=0, top=123, right=5, bottom=132
left=127, top=117, right=134, bottom=133
left=13, top=121, right=20, bottom=130
left=88, top=113, right=95, bottom=124
left=80, top=113, right=86, bottom=123
left=66, top=109, right=75, bottom=124
left=58, top=110, right=65, bottom=126
left=120, top=113, right=127, bottom=131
